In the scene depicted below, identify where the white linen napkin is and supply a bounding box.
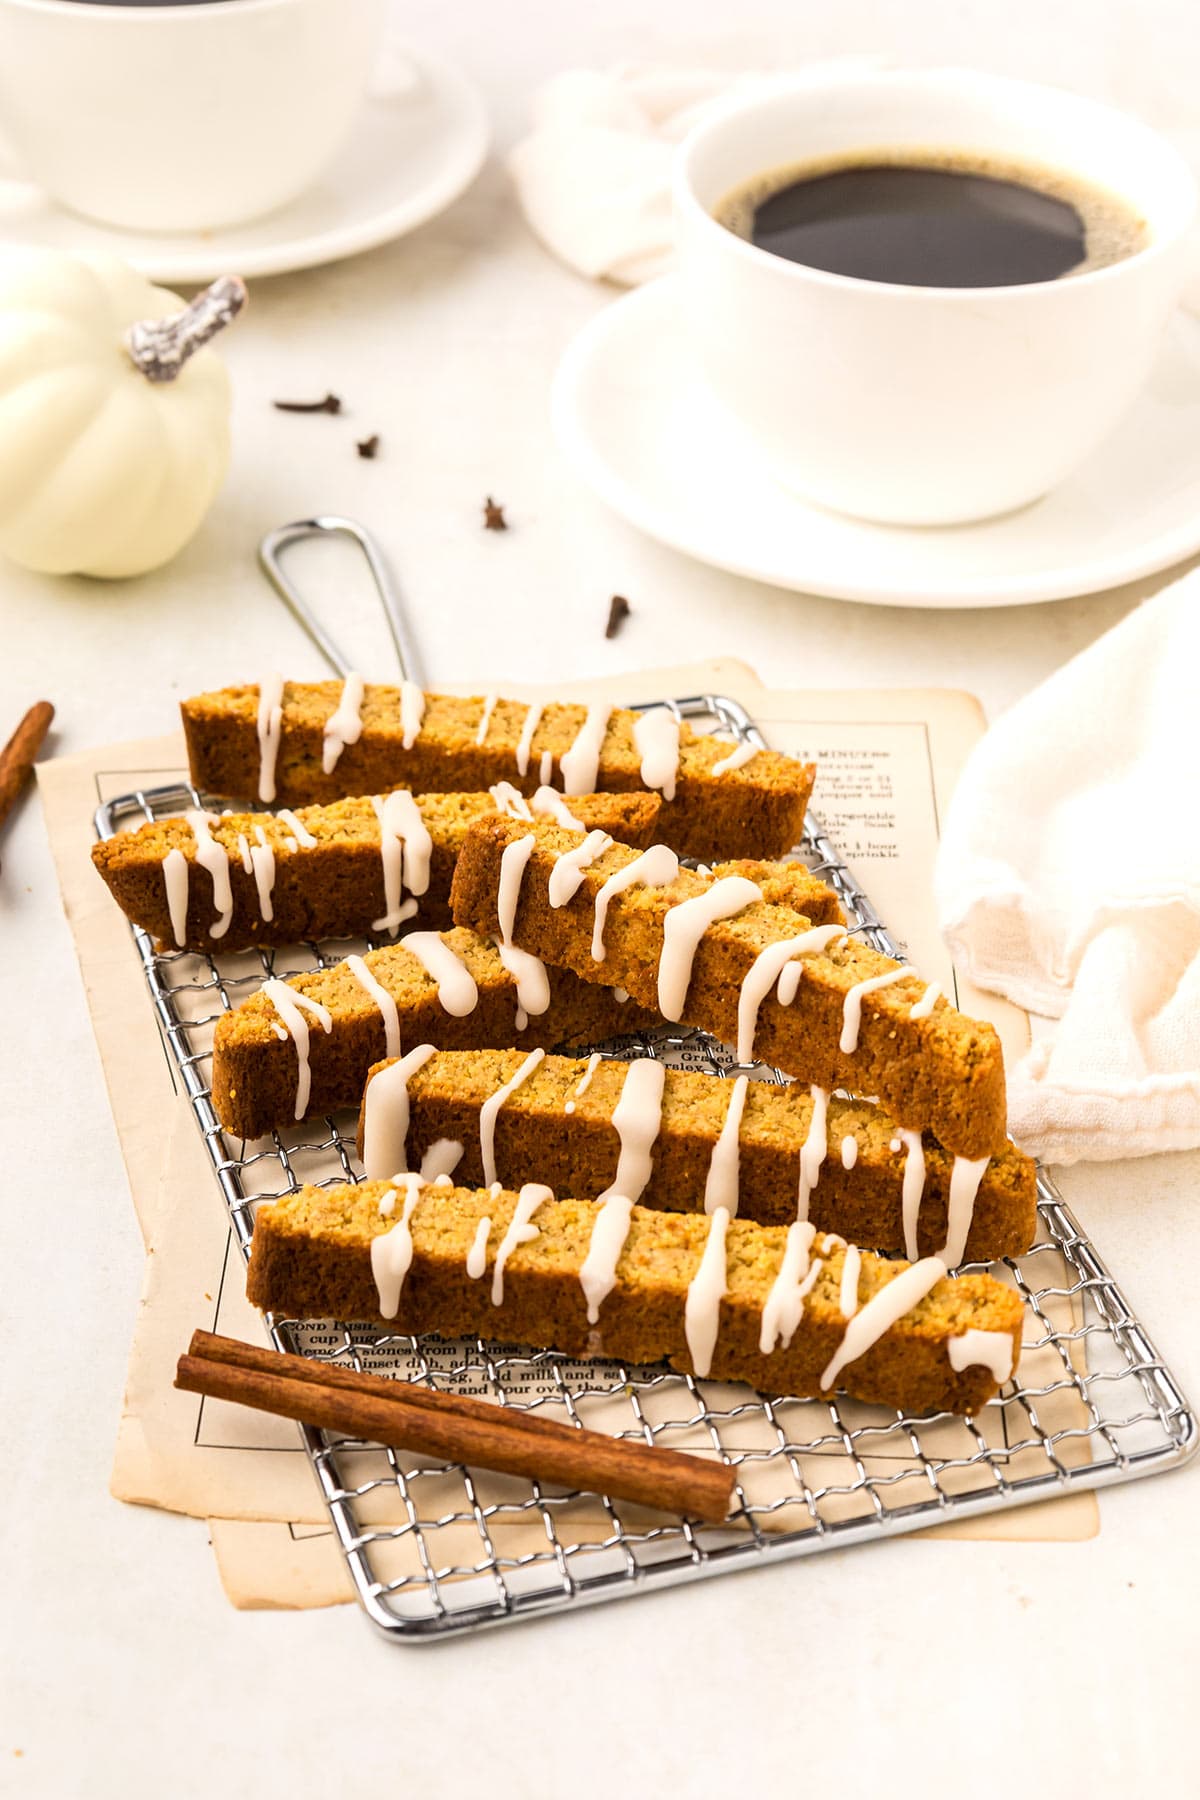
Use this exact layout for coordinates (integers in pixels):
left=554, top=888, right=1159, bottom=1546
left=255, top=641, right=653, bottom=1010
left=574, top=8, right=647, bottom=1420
left=506, top=62, right=881, bottom=285
left=935, top=573, right=1200, bottom=1163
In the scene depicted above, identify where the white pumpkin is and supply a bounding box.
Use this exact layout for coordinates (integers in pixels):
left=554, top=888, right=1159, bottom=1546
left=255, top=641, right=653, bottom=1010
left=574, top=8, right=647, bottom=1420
left=0, top=251, right=244, bottom=579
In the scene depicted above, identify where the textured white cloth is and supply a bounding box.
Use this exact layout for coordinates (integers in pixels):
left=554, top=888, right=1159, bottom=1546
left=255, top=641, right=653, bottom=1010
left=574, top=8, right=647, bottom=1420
left=506, top=62, right=879, bottom=285
left=935, top=573, right=1200, bottom=1163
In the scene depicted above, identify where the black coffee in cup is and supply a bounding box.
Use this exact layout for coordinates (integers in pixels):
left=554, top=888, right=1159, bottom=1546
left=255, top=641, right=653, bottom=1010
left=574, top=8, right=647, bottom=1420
left=713, top=152, right=1148, bottom=287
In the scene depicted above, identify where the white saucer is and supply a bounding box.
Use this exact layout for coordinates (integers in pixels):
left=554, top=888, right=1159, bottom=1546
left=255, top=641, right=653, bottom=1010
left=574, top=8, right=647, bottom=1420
left=553, top=275, right=1200, bottom=608
left=0, top=46, right=488, bottom=285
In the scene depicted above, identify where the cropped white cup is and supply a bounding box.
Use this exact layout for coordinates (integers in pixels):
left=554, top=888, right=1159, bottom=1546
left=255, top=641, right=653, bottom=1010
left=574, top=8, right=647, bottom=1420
left=0, top=0, right=388, bottom=233
left=674, top=70, right=1198, bottom=525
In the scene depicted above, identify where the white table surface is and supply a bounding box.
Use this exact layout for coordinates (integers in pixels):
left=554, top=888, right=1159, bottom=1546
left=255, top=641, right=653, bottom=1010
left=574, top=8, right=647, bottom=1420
left=3, top=2, right=1198, bottom=1793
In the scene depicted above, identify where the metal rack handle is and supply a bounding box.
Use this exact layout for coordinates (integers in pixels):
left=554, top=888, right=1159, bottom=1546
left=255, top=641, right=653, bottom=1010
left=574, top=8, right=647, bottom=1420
left=257, top=516, right=425, bottom=687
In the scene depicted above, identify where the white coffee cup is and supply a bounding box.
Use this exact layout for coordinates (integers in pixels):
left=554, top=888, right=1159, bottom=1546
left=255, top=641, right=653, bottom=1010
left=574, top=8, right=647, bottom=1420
left=674, top=70, right=1198, bottom=526
left=0, top=0, right=388, bottom=233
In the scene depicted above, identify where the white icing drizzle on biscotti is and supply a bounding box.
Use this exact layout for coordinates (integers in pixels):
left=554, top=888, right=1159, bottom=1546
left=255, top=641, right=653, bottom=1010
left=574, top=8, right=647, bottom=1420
left=250, top=825, right=276, bottom=922
left=515, top=703, right=542, bottom=778
left=910, top=980, right=942, bottom=1020
left=704, top=1075, right=749, bottom=1217
left=591, top=843, right=680, bottom=962
left=466, top=1215, right=492, bottom=1280
left=371, top=1172, right=424, bottom=1319
left=491, top=1182, right=552, bottom=1306
left=839, top=965, right=916, bottom=1054
left=495, top=941, right=550, bottom=1030
left=539, top=749, right=554, bottom=786
left=685, top=1206, right=730, bottom=1379
left=419, top=1138, right=463, bottom=1182
left=489, top=781, right=533, bottom=821
left=399, top=681, right=425, bottom=751
left=260, top=979, right=333, bottom=1121
left=632, top=707, right=680, bottom=802
left=475, top=693, right=498, bottom=747
left=841, top=1135, right=858, bottom=1171
left=322, top=671, right=365, bottom=774
left=162, top=847, right=189, bottom=947
left=256, top=672, right=284, bottom=804
left=185, top=810, right=233, bottom=939
left=548, top=830, right=613, bottom=908
left=371, top=790, right=432, bottom=935
left=796, top=1085, right=829, bottom=1221
left=565, top=1052, right=603, bottom=1115
left=497, top=833, right=535, bottom=943
left=494, top=831, right=549, bottom=1027
left=276, top=808, right=316, bottom=848
left=401, top=931, right=479, bottom=1016
left=560, top=703, right=611, bottom=795
left=345, top=954, right=402, bottom=1061
left=948, top=1327, right=1014, bottom=1384
left=658, top=875, right=762, bottom=1020
left=531, top=787, right=584, bottom=830
left=710, top=739, right=758, bottom=777
left=759, top=1222, right=820, bottom=1354
left=898, top=1127, right=927, bottom=1262
left=479, top=1048, right=546, bottom=1187
left=940, top=1154, right=991, bottom=1267
left=736, top=925, right=847, bottom=1061
left=598, top=1058, right=666, bottom=1204
left=235, top=831, right=252, bottom=875
left=361, top=1043, right=437, bottom=1178
left=820, top=1257, right=946, bottom=1392
left=839, top=1244, right=862, bottom=1319
left=579, top=1193, right=634, bottom=1324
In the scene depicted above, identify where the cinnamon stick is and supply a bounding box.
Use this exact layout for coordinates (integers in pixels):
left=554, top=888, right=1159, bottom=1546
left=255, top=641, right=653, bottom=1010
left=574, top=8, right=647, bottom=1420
left=0, top=700, right=54, bottom=847
left=178, top=1331, right=735, bottom=1522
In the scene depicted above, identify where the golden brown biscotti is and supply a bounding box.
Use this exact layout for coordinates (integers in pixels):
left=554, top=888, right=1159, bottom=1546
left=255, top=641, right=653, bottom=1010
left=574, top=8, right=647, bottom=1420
left=450, top=815, right=1008, bottom=1160
left=90, top=789, right=664, bottom=953
left=357, top=1050, right=1037, bottom=1262
left=246, top=1180, right=1024, bottom=1414
left=180, top=683, right=816, bottom=861
left=212, top=929, right=654, bottom=1140
left=709, top=859, right=843, bottom=925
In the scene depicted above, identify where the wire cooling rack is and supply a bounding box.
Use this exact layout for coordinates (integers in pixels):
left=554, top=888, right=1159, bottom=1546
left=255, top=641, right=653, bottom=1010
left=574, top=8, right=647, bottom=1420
left=95, top=693, right=1197, bottom=1641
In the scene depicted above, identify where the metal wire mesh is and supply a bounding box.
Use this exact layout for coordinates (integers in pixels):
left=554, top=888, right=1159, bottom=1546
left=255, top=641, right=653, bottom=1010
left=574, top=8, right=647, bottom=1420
left=94, top=693, right=1197, bottom=1641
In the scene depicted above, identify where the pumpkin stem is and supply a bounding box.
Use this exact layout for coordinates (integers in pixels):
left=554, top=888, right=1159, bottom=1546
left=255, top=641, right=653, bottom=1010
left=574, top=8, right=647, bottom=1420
left=125, top=275, right=247, bottom=383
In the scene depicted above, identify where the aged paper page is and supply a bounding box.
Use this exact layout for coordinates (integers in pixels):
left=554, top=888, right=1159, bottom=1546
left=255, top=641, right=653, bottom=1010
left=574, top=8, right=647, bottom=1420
left=207, top=1519, right=354, bottom=1611
left=39, top=658, right=1095, bottom=1612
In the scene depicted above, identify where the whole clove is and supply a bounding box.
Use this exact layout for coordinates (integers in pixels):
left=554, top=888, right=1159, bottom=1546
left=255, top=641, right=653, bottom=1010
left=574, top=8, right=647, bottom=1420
left=272, top=393, right=342, bottom=414
left=356, top=434, right=380, bottom=459
left=483, top=496, right=508, bottom=531
left=605, top=594, right=631, bottom=639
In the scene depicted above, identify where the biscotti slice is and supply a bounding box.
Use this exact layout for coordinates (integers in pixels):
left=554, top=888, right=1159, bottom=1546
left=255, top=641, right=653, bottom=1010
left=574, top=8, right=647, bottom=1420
left=91, top=788, right=662, bottom=954
left=450, top=815, right=1008, bottom=1160
left=212, top=929, right=652, bottom=1140
left=246, top=1179, right=1024, bottom=1414
left=181, top=682, right=816, bottom=861
left=708, top=859, right=843, bottom=926
left=357, top=1050, right=1037, bottom=1263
